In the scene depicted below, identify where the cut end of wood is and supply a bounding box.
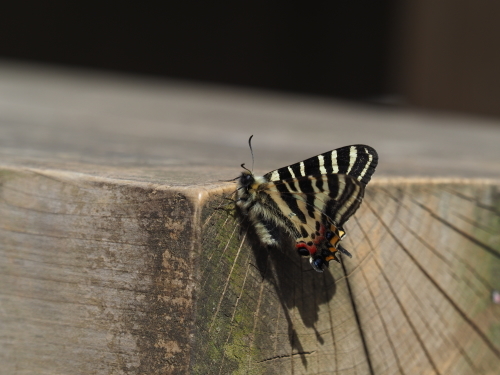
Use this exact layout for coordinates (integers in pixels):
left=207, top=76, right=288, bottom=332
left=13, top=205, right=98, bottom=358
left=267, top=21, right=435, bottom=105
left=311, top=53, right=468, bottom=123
left=195, top=178, right=500, bottom=374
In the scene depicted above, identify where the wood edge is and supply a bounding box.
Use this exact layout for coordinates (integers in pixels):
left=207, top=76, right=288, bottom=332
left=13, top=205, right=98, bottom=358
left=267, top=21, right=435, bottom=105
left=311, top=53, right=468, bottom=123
left=3, top=165, right=498, bottom=206
left=371, top=176, right=500, bottom=185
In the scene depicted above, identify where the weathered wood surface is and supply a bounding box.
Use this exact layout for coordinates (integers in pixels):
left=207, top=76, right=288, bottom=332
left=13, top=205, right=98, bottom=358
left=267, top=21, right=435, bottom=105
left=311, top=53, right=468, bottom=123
left=1, top=61, right=500, bottom=374
left=198, top=179, right=500, bottom=374
left=1, top=171, right=499, bottom=374
left=0, top=168, right=199, bottom=374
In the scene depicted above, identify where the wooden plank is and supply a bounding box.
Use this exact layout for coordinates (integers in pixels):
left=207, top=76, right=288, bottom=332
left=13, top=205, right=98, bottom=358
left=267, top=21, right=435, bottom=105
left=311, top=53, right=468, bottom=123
left=1, top=60, right=500, bottom=181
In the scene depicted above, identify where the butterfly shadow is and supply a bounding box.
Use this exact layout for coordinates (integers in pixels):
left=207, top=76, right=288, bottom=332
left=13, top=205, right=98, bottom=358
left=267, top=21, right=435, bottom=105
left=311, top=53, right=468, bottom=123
left=244, top=224, right=337, bottom=368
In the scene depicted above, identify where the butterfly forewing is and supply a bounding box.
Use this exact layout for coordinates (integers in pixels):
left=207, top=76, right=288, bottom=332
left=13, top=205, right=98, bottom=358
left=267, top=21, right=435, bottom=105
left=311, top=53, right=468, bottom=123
left=264, top=144, right=378, bottom=187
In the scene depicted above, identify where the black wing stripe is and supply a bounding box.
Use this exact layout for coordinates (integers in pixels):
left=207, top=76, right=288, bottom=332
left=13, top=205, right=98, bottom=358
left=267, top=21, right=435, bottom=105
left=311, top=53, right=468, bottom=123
left=274, top=182, right=307, bottom=224
left=266, top=175, right=365, bottom=230
left=300, top=225, right=308, bottom=238
left=258, top=192, right=301, bottom=239
left=336, top=147, right=351, bottom=174
left=297, top=177, right=316, bottom=195
left=324, top=152, right=334, bottom=174
left=315, top=177, right=324, bottom=192
left=341, top=190, right=363, bottom=224
left=303, top=156, right=320, bottom=176
left=286, top=179, right=298, bottom=192
left=327, top=174, right=340, bottom=200
left=348, top=145, right=378, bottom=186
left=323, top=175, right=347, bottom=224
left=277, top=167, right=293, bottom=180
left=358, top=146, right=378, bottom=186
left=337, top=180, right=362, bottom=224
left=337, top=179, right=363, bottom=225
left=317, top=174, right=364, bottom=226
left=296, top=177, right=316, bottom=218
left=290, top=162, right=303, bottom=179
left=349, top=147, right=368, bottom=180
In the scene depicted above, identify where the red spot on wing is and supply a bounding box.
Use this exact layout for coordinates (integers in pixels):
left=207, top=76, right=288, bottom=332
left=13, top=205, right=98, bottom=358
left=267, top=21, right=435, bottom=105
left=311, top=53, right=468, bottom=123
left=295, top=223, right=327, bottom=256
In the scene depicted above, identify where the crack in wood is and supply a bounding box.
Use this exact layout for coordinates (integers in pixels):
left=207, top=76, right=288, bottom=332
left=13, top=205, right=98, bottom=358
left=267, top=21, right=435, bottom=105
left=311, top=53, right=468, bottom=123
left=360, top=201, right=442, bottom=374
left=452, top=211, right=498, bottom=234
left=396, top=219, right=489, bottom=298
left=378, top=186, right=497, bottom=292
left=427, top=298, right=481, bottom=374
left=444, top=187, right=500, bottom=217
left=353, top=216, right=406, bottom=375
left=411, top=198, right=500, bottom=260
left=256, top=351, right=317, bottom=363
left=208, top=232, right=247, bottom=333
left=340, top=253, right=375, bottom=375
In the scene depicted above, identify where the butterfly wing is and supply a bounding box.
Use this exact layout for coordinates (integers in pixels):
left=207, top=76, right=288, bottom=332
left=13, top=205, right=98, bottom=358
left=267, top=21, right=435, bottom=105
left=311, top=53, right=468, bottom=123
left=260, top=145, right=377, bottom=271
left=240, top=144, right=377, bottom=272
left=264, top=144, right=378, bottom=187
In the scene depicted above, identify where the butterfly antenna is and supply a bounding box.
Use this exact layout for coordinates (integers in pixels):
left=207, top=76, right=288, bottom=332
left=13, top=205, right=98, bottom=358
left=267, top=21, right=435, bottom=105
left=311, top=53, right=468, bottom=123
left=221, top=136, right=255, bottom=181
left=241, top=163, right=252, bottom=173
left=248, top=135, right=255, bottom=172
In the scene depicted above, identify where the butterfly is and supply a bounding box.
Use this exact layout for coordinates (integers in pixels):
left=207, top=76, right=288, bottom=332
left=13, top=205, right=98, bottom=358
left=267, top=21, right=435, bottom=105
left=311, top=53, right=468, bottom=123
left=233, top=136, right=378, bottom=272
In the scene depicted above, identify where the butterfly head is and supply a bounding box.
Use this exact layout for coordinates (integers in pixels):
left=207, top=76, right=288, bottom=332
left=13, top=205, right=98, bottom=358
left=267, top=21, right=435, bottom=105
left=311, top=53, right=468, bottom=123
left=235, top=165, right=269, bottom=212
left=238, top=167, right=255, bottom=189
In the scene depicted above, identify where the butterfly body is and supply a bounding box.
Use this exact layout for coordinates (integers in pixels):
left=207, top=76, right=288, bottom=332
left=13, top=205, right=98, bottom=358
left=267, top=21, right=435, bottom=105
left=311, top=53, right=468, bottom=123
left=235, top=143, right=378, bottom=272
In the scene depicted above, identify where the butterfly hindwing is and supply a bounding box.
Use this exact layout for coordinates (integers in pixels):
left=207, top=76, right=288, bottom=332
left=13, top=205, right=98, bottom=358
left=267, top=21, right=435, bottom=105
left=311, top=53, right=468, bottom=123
left=245, top=173, right=362, bottom=266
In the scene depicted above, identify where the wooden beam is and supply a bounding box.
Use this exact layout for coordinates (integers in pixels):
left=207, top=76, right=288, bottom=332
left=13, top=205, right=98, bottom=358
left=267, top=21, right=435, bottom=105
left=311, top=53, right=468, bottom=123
left=0, top=61, right=499, bottom=374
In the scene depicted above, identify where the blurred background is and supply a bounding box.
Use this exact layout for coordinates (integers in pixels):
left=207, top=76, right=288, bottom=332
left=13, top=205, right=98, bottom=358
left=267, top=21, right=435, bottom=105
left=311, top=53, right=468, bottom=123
left=1, top=1, right=500, bottom=182
left=2, top=1, right=499, bottom=117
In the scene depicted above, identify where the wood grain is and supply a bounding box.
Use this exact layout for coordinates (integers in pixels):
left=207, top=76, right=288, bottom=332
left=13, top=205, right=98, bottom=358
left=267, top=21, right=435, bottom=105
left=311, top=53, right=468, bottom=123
left=1, top=171, right=499, bottom=374
left=0, top=168, right=198, bottom=374
left=196, top=179, right=500, bottom=374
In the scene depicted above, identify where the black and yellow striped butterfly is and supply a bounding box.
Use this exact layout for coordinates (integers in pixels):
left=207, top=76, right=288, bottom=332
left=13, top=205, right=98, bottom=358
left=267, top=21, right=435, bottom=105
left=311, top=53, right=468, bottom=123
left=234, top=136, right=378, bottom=272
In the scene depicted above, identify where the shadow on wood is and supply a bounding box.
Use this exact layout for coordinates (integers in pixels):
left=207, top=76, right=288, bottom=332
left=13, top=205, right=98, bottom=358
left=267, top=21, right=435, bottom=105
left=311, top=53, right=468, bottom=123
left=198, top=197, right=338, bottom=372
